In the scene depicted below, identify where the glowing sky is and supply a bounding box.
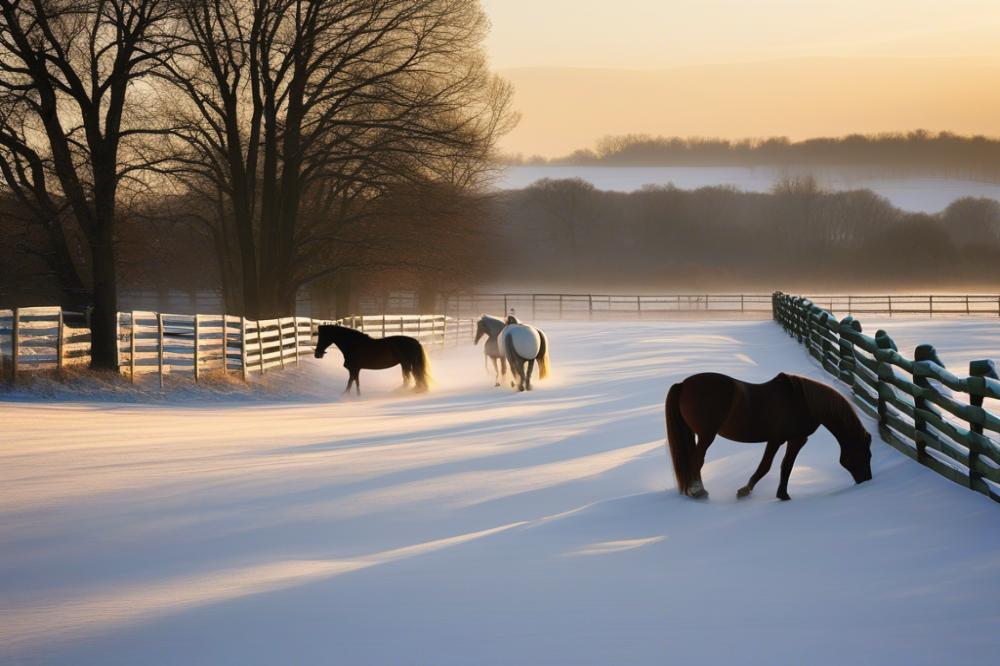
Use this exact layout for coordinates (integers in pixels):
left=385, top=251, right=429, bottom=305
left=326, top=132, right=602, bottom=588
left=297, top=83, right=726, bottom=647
left=481, top=0, right=1000, bottom=69
left=480, top=1, right=1000, bottom=155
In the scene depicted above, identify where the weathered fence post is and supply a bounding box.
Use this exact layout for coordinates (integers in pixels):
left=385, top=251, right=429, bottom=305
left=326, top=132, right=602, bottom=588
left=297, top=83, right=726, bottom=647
left=819, top=311, right=835, bottom=374
left=56, top=308, right=65, bottom=373
left=531, top=294, right=537, bottom=320
left=636, top=295, right=642, bottom=319
left=293, top=317, right=301, bottom=365
left=967, top=359, right=998, bottom=490
left=11, top=307, right=19, bottom=382
left=194, top=314, right=201, bottom=382
left=588, top=294, right=593, bottom=320
left=837, top=316, right=861, bottom=386
left=381, top=314, right=386, bottom=338
left=221, top=315, right=228, bottom=374
left=258, top=321, right=266, bottom=375
left=130, top=311, right=137, bottom=383
left=240, top=316, right=248, bottom=382
left=874, top=330, right=898, bottom=438
left=157, top=312, right=165, bottom=389
left=912, top=344, right=943, bottom=466
left=278, top=318, right=286, bottom=369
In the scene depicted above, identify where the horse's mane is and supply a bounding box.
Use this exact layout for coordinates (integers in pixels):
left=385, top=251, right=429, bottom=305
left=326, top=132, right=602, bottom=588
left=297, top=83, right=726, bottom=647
left=789, top=375, right=861, bottom=438
left=322, top=324, right=370, bottom=341
left=479, top=314, right=506, bottom=335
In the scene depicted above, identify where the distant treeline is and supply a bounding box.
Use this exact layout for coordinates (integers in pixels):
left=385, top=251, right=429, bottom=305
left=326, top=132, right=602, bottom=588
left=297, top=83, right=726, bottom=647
left=503, top=131, right=1000, bottom=176
left=493, top=177, right=1000, bottom=291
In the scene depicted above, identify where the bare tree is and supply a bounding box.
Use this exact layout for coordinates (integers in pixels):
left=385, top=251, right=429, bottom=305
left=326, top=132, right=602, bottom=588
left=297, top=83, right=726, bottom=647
left=0, top=0, right=178, bottom=368
left=160, top=0, right=514, bottom=318
left=0, top=105, right=90, bottom=306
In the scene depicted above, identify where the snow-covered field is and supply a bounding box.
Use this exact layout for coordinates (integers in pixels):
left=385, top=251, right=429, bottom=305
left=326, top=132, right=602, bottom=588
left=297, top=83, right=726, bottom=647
left=2, top=320, right=999, bottom=665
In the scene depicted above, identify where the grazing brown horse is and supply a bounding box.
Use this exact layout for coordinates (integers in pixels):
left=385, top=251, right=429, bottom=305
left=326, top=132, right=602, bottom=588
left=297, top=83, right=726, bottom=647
left=314, top=325, right=430, bottom=395
left=665, top=372, right=872, bottom=501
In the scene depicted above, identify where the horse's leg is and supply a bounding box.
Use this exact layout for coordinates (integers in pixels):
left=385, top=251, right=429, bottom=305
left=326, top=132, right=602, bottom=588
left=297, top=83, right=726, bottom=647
left=687, top=432, right=716, bottom=499
left=525, top=358, right=535, bottom=390
left=776, top=437, right=806, bottom=501
left=491, top=357, right=500, bottom=387
left=401, top=364, right=411, bottom=389
left=349, top=369, right=361, bottom=396
left=516, top=361, right=526, bottom=391
left=501, top=357, right=508, bottom=383
left=737, top=440, right=783, bottom=499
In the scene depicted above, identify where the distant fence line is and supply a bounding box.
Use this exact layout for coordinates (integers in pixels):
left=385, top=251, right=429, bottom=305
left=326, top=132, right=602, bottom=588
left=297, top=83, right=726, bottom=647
left=444, top=293, right=775, bottom=319
left=444, top=293, right=1000, bottom=320
left=1, top=308, right=474, bottom=386
left=773, top=292, right=1000, bottom=503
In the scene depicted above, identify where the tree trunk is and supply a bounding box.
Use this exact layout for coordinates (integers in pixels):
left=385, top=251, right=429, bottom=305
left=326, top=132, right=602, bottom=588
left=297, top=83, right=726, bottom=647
left=89, top=229, right=119, bottom=370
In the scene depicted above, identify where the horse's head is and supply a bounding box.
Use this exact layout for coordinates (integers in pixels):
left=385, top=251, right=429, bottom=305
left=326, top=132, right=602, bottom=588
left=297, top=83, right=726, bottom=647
left=475, top=317, right=487, bottom=345
left=797, top=375, right=873, bottom=485
left=313, top=325, right=342, bottom=359
left=838, top=423, right=873, bottom=484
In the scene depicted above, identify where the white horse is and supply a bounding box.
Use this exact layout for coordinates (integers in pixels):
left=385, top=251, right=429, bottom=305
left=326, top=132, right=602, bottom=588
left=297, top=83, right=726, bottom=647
left=474, top=314, right=508, bottom=386
left=498, top=315, right=550, bottom=391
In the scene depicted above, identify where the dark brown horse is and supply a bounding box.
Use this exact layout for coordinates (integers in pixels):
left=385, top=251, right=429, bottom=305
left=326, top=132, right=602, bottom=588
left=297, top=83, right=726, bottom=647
left=314, top=325, right=430, bottom=395
left=665, top=372, right=872, bottom=500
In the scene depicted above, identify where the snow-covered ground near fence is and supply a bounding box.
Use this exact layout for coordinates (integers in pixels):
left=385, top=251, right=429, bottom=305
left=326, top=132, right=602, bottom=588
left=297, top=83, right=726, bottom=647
left=2, top=320, right=999, bottom=665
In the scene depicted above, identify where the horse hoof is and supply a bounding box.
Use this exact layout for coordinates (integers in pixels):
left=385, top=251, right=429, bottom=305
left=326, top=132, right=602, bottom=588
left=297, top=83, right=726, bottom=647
left=688, top=488, right=709, bottom=500
left=737, top=486, right=752, bottom=499
left=525, top=384, right=532, bottom=391
left=494, top=382, right=501, bottom=387
left=777, top=492, right=791, bottom=501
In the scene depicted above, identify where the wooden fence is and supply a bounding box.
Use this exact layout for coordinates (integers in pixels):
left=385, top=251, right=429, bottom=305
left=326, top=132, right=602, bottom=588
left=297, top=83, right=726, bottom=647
left=444, top=293, right=775, bottom=319
left=1, top=308, right=474, bottom=386
left=773, top=292, right=1000, bottom=503
left=794, top=294, right=1000, bottom=317
left=0, top=308, right=91, bottom=376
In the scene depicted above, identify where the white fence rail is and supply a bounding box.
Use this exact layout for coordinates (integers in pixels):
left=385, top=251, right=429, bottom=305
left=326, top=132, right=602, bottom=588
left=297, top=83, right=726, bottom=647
left=1, top=307, right=474, bottom=386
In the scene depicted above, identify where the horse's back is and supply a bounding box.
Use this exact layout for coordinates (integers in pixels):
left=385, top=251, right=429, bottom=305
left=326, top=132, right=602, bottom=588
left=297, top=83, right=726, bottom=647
left=345, top=335, right=420, bottom=370
left=500, top=324, right=541, bottom=360
left=678, top=372, right=813, bottom=443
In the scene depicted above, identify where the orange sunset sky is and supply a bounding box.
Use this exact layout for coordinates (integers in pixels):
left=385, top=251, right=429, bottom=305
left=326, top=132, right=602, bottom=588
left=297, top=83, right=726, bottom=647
left=480, top=0, right=1000, bottom=157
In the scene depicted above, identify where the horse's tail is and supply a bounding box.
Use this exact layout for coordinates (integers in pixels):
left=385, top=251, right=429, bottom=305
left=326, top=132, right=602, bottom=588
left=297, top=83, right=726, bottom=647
left=412, top=340, right=432, bottom=391
left=502, top=330, right=520, bottom=379
left=665, top=382, right=697, bottom=495
left=536, top=329, right=550, bottom=379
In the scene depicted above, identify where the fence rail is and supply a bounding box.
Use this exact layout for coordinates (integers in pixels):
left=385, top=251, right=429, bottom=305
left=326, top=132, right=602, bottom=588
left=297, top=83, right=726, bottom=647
left=1, top=307, right=473, bottom=386
left=444, top=293, right=776, bottom=319
left=794, top=294, right=1000, bottom=317
left=773, top=292, right=1000, bottom=503
left=444, top=293, right=1000, bottom=320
